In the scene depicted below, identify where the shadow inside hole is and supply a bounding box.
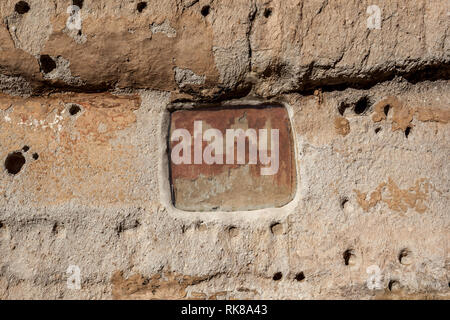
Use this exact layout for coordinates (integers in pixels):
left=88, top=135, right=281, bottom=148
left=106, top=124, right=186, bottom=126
left=68, top=104, right=82, bottom=115
left=295, top=272, right=305, bottom=281
left=39, top=55, right=56, bottom=74
left=5, top=152, right=25, bottom=175
left=137, top=2, right=147, bottom=12
left=264, top=8, right=272, bottom=18
left=270, top=222, right=283, bottom=235
left=338, top=102, right=350, bottom=116
left=398, top=248, right=410, bottom=263
left=384, top=104, right=390, bottom=117
left=51, top=222, right=60, bottom=235
left=201, top=5, right=210, bottom=17
left=272, top=272, right=282, bottom=281
left=354, top=96, right=370, bottom=115
left=22, top=145, right=30, bottom=152
left=32, top=153, right=39, bottom=160
left=340, top=197, right=348, bottom=209
left=375, top=127, right=382, bottom=134
left=227, top=226, right=238, bottom=237
left=405, top=126, right=411, bottom=138
left=72, top=0, right=83, bottom=9
left=388, top=280, right=399, bottom=291
left=15, top=1, right=30, bottom=14
left=343, top=249, right=354, bottom=266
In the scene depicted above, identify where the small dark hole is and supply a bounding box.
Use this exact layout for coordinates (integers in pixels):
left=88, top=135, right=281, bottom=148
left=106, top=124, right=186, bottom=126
left=405, top=126, right=411, bottom=138
left=264, top=8, right=272, bottom=18
left=77, top=30, right=82, bottom=36
left=116, top=223, right=123, bottom=235
left=354, top=96, right=370, bottom=115
left=137, top=2, right=147, bottom=13
left=72, top=0, right=83, bottom=9
left=22, top=145, right=30, bottom=152
left=0, top=221, right=4, bottom=229
left=201, top=5, right=210, bottom=17
left=343, top=249, right=354, bottom=266
left=272, top=272, right=282, bottom=281
left=15, top=1, right=30, bottom=14
left=338, top=102, right=350, bottom=116
left=69, top=104, right=81, bottom=115
left=388, top=280, right=398, bottom=291
left=5, top=152, right=26, bottom=175
left=383, top=104, right=390, bottom=117
left=39, top=55, right=56, bottom=74
left=32, top=153, right=39, bottom=160
left=295, top=272, right=305, bottom=281
left=375, top=127, right=381, bottom=134
left=340, top=197, right=348, bottom=209
left=270, top=222, right=282, bottom=234
left=398, top=248, right=409, bottom=263
left=51, top=222, right=61, bottom=235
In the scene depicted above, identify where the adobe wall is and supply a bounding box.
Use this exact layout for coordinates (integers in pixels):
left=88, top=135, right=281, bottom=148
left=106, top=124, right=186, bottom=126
left=0, top=0, right=449, bottom=299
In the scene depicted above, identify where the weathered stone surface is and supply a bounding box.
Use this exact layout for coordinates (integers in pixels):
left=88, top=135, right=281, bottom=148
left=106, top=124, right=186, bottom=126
left=0, top=0, right=448, bottom=97
left=0, top=92, right=142, bottom=205
left=0, top=24, right=42, bottom=94
left=0, top=0, right=449, bottom=300
left=0, top=79, right=448, bottom=299
left=250, top=0, right=450, bottom=95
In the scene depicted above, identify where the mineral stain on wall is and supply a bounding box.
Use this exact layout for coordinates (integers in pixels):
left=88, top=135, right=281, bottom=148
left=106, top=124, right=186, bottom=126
left=354, top=178, right=430, bottom=213
left=168, top=105, right=296, bottom=212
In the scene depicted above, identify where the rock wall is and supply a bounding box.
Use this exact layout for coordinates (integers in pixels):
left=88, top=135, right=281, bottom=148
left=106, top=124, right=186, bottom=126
left=0, top=0, right=449, bottom=299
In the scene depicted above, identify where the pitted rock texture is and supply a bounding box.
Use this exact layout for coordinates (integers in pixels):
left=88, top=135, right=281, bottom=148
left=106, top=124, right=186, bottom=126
left=0, top=0, right=449, bottom=300
left=1, top=0, right=449, bottom=97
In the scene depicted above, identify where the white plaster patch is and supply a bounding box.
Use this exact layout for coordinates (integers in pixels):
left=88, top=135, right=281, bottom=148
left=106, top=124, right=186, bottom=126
left=150, top=20, right=177, bottom=38
left=174, top=67, right=206, bottom=88
left=17, top=110, right=64, bottom=132
left=41, top=56, right=85, bottom=86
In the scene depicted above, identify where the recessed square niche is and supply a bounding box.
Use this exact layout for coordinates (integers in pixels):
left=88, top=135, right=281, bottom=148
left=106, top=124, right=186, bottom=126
left=168, top=104, right=296, bottom=211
